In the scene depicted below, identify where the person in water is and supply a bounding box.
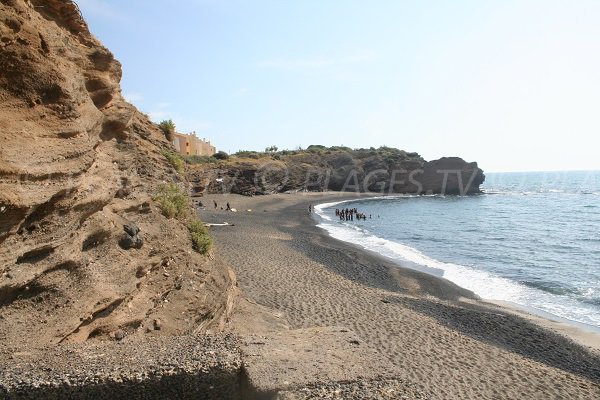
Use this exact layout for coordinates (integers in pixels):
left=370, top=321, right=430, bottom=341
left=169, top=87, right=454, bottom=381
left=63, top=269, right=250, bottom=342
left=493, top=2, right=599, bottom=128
left=335, top=207, right=371, bottom=222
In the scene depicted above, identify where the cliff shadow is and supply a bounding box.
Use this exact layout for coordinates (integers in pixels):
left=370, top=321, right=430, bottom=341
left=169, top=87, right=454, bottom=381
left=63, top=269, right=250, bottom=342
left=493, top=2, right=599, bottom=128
left=394, top=296, right=600, bottom=384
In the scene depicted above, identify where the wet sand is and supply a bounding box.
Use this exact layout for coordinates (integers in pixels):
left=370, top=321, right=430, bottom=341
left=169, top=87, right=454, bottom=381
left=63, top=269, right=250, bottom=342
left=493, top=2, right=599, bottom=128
left=200, top=192, right=600, bottom=399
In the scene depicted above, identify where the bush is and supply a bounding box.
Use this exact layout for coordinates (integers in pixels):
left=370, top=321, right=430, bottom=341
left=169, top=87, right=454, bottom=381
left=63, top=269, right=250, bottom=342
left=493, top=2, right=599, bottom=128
left=161, top=150, right=184, bottom=173
left=188, top=220, right=212, bottom=254
left=158, top=119, right=176, bottom=137
left=213, top=151, right=229, bottom=160
left=234, top=150, right=265, bottom=159
left=329, top=146, right=352, bottom=152
left=153, top=183, right=189, bottom=219
left=307, top=144, right=326, bottom=152
left=184, top=155, right=217, bottom=164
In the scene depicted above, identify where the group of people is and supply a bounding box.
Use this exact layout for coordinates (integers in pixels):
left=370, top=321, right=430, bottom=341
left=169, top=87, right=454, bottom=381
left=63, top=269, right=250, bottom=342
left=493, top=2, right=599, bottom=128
left=211, top=200, right=232, bottom=211
left=335, top=207, right=370, bottom=221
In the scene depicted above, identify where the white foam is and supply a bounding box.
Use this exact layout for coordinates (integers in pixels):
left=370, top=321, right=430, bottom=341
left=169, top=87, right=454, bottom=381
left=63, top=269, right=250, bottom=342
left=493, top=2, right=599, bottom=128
left=315, top=203, right=600, bottom=328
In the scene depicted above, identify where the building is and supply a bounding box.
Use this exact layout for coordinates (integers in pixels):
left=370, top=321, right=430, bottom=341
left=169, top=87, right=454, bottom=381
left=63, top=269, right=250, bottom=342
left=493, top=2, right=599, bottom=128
left=172, top=131, right=216, bottom=157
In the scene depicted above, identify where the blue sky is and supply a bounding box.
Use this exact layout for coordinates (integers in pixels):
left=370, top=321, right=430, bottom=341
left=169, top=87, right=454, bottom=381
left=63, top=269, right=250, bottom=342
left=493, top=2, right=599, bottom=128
left=78, top=0, right=600, bottom=172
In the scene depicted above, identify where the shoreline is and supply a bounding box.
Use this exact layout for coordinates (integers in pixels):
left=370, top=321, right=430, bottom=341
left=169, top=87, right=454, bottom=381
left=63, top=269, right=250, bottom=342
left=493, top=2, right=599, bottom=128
left=310, top=194, right=600, bottom=347
left=201, top=192, right=600, bottom=398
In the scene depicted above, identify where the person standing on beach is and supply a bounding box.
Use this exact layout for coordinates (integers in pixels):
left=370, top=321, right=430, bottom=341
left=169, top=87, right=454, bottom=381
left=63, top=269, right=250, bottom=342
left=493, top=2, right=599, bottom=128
left=226, top=202, right=232, bottom=211
left=214, top=200, right=218, bottom=209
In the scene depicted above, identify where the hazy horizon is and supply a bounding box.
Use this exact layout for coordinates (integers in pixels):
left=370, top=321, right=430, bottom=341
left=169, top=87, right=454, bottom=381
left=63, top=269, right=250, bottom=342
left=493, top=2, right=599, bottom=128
left=78, top=0, right=600, bottom=173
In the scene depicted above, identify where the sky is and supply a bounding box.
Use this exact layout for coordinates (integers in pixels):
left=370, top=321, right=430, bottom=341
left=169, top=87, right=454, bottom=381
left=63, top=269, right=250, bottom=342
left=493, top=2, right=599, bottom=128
left=77, top=0, right=600, bottom=172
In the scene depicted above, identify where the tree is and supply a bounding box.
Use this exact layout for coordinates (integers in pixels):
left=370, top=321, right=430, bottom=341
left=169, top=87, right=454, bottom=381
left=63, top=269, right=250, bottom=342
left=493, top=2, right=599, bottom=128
left=265, top=145, right=278, bottom=153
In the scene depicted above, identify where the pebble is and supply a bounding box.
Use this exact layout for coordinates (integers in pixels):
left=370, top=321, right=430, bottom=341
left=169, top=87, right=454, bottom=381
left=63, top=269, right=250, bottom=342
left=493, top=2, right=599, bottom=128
left=0, top=335, right=241, bottom=398
left=153, top=319, right=162, bottom=330
left=278, top=379, right=429, bottom=399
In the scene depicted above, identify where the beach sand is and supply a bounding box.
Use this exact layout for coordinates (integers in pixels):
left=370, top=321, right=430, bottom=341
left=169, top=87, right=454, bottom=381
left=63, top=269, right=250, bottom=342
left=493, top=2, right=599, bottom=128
left=200, top=192, right=600, bottom=399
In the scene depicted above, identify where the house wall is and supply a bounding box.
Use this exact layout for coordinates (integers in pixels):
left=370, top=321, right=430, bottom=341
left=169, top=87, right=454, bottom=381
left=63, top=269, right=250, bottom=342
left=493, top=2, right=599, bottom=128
left=172, top=132, right=216, bottom=156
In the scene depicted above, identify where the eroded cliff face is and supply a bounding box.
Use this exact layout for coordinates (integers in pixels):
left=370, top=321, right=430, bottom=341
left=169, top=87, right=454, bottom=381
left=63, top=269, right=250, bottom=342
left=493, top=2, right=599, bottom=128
left=188, top=150, right=485, bottom=197
left=0, top=0, right=235, bottom=346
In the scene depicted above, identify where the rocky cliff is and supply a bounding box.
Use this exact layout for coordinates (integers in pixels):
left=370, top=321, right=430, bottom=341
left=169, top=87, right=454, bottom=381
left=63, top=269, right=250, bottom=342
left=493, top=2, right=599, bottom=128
left=0, top=0, right=236, bottom=347
left=188, top=147, right=485, bottom=197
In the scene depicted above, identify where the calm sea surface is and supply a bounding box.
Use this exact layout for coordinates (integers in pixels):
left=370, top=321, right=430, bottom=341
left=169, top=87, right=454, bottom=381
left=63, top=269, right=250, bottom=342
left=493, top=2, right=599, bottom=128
left=315, top=171, right=600, bottom=328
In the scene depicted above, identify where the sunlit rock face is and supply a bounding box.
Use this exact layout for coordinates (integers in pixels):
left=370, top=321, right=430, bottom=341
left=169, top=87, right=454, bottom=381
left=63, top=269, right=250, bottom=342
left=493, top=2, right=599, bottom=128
left=0, top=0, right=235, bottom=347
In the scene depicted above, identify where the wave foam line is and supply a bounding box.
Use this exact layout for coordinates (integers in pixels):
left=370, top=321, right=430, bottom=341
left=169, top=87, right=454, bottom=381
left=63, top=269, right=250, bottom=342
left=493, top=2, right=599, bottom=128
left=314, top=202, right=600, bottom=328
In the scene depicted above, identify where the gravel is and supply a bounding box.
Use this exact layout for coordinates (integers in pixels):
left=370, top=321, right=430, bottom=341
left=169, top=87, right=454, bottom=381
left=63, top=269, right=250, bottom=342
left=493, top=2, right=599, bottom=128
left=277, top=379, right=430, bottom=400
left=0, top=334, right=241, bottom=400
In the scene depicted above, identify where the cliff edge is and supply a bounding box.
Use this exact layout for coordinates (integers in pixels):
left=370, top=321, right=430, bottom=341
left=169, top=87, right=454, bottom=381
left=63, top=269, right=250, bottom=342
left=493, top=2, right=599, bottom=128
left=0, top=0, right=236, bottom=347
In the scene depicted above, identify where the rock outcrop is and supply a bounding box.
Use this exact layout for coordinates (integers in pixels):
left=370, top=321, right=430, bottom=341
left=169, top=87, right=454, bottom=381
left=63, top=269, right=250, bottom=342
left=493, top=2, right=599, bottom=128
left=188, top=148, right=485, bottom=197
left=0, top=0, right=236, bottom=347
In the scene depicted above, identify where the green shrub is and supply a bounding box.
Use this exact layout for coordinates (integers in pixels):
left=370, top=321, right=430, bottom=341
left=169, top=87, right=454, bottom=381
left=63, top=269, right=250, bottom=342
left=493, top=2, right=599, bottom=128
left=153, top=183, right=189, bottom=219
left=188, top=220, right=212, bottom=254
left=213, top=151, right=229, bottom=160
left=307, top=144, right=326, bottom=152
left=184, top=155, right=217, bottom=164
left=329, top=146, right=352, bottom=152
left=161, top=150, right=184, bottom=173
left=234, top=150, right=265, bottom=159
left=158, top=119, right=176, bottom=134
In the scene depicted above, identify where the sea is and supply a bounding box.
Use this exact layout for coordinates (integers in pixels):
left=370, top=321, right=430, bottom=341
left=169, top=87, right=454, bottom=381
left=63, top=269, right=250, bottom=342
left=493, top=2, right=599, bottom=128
left=315, top=171, right=600, bottom=329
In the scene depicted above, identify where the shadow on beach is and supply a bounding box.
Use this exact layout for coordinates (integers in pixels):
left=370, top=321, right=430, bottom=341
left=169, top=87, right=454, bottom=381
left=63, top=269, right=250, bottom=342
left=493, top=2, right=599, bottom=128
left=393, top=297, right=600, bottom=384
left=0, top=369, right=241, bottom=400
left=281, top=200, right=600, bottom=384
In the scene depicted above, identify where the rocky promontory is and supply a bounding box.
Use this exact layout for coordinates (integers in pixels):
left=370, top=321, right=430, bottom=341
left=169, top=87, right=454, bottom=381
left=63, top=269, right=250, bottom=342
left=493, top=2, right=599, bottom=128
left=187, top=147, right=485, bottom=197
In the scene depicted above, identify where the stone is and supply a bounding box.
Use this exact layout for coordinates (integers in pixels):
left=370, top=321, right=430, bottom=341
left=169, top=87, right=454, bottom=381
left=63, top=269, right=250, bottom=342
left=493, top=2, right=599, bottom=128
left=135, top=265, right=148, bottom=278
left=118, top=223, right=143, bottom=250
left=114, top=187, right=131, bottom=199
left=174, top=277, right=183, bottom=290
left=123, top=223, right=139, bottom=237
left=114, top=330, right=125, bottom=341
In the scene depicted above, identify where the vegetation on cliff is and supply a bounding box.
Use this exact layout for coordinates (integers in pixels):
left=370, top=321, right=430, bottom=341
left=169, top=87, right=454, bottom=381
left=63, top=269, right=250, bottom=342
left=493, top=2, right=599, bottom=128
left=234, top=145, right=420, bottom=161
left=158, top=119, right=176, bottom=141
left=153, top=183, right=212, bottom=254
left=161, top=149, right=185, bottom=173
